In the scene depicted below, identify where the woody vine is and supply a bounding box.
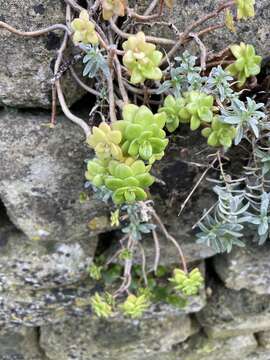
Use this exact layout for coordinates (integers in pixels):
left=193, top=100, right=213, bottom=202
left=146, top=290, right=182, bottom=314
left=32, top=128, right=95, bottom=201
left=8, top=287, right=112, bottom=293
left=1, top=0, right=269, bottom=318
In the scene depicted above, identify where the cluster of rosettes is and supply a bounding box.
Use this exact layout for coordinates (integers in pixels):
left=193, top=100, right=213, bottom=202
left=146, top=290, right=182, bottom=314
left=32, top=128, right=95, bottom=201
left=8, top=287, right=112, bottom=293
left=86, top=105, right=168, bottom=204
left=226, top=43, right=262, bottom=87
left=169, top=268, right=204, bottom=296
left=71, top=10, right=99, bottom=45
left=159, top=91, right=215, bottom=132
left=122, top=32, right=163, bottom=84
left=159, top=89, right=252, bottom=149
left=235, top=0, right=255, bottom=20
left=201, top=117, right=236, bottom=148
left=101, top=0, right=126, bottom=20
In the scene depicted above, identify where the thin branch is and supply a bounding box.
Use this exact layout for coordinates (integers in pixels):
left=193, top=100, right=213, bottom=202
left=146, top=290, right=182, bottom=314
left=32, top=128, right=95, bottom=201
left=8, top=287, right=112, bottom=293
left=144, top=0, right=160, bottom=15
left=107, top=50, right=117, bottom=122
left=178, top=157, right=217, bottom=216
left=0, top=21, right=71, bottom=37
left=152, top=229, right=161, bottom=273
left=69, top=65, right=102, bottom=97
left=192, top=201, right=218, bottom=230
left=127, top=0, right=165, bottom=22
left=206, top=60, right=233, bottom=69
left=151, top=209, right=188, bottom=273
left=114, top=236, right=134, bottom=297
left=123, top=80, right=161, bottom=96
left=182, top=1, right=235, bottom=37
left=55, top=5, right=91, bottom=138
left=114, top=57, right=129, bottom=104
left=198, top=23, right=224, bottom=37
left=50, top=85, right=57, bottom=126
left=109, top=19, right=175, bottom=45
left=138, top=242, right=148, bottom=286
left=161, top=1, right=235, bottom=65
left=189, top=32, right=207, bottom=70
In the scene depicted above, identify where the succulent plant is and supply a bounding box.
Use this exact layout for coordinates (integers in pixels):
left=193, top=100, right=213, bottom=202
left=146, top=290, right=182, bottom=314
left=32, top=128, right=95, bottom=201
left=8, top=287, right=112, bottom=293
left=226, top=43, right=262, bottom=87
left=235, top=0, right=255, bottom=20
left=122, top=32, right=163, bottom=84
left=201, top=117, right=236, bottom=149
left=158, top=95, right=190, bottom=132
left=220, top=97, right=265, bottom=145
left=90, top=293, right=112, bottom=318
left=102, top=0, right=126, bottom=20
left=88, top=263, right=103, bottom=280
left=121, top=294, right=150, bottom=318
left=169, top=268, right=204, bottom=296
left=85, top=158, right=109, bottom=187
left=105, top=159, right=154, bottom=204
left=87, top=122, right=123, bottom=160
left=71, top=10, right=99, bottom=45
left=113, top=104, right=168, bottom=163
left=184, top=91, right=214, bottom=130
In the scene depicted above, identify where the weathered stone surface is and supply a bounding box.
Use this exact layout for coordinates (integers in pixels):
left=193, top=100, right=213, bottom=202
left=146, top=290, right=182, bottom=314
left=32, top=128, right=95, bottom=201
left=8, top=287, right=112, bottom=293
left=0, top=280, right=98, bottom=328
left=0, top=109, right=111, bottom=243
left=134, top=0, right=270, bottom=57
left=176, top=333, right=257, bottom=360
left=246, top=351, right=270, bottom=360
left=0, top=326, right=45, bottom=360
left=197, top=283, right=270, bottom=339
left=40, top=309, right=197, bottom=360
left=257, top=330, right=270, bottom=350
left=120, top=333, right=257, bottom=360
left=213, top=242, right=270, bottom=295
left=0, top=223, right=97, bottom=292
left=0, top=0, right=85, bottom=108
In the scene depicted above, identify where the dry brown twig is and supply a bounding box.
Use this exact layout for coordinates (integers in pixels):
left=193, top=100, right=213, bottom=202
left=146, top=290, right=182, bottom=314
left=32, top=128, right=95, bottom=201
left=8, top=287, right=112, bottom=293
left=152, top=229, right=161, bottom=273
left=0, top=21, right=71, bottom=37
left=178, top=157, right=218, bottom=217
left=151, top=209, right=188, bottom=274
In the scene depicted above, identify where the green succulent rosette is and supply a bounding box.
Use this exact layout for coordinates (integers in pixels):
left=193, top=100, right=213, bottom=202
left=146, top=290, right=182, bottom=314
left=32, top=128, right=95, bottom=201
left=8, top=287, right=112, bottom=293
left=226, top=43, right=262, bottom=87
left=87, top=122, right=123, bottom=161
left=105, top=159, right=155, bottom=204
left=122, top=32, right=163, bottom=84
left=235, top=0, right=255, bottom=20
left=184, top=91, right=214, bottom=131
left=71, top=10, right=99, bottom=45
left=121, top=294, right=150, bottom=318
left=169, top=268, right=204, bottom=297
left=85, top=158, right=109, bottom=187
left=102, top=0, right=126, bottom=20
left=90, top=293, right=112, bottom=318
left=113, top=104, right=169, bottom=163
left=159, top=95, right=190, bottom=132
left=201, top=117, right=236, bottom=149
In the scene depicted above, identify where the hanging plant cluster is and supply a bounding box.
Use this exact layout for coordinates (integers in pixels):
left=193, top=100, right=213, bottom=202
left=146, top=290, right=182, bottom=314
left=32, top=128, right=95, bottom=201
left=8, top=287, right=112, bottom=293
left=1, top=0, right=268, bottom=318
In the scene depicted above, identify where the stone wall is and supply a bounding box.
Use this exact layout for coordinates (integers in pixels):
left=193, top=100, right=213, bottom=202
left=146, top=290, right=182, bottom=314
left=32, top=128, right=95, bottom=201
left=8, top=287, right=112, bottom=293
left=0, top=1, right=270, bottom=359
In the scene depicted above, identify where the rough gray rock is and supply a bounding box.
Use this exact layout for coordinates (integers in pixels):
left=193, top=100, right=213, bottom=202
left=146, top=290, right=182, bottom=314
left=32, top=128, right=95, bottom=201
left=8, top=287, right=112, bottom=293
left=246, top=351, right=270, bottom=360
left=0, top=109, right=111, bottom=243
left=134, top=0, right=270, bottom=56
left=0, top=0, right=85, bottom=108
left=151, top=333, right=257, bottom=360
left=0, top=326, right=45, bottom=360
left=0, top=222, right=97, bottom=292
left=197, top=283, right=270, bottom=339
left=40, top=309, right=197, bottom=360
left=0, top=279, right=98, bottom=328
left=213, top=242, right=270, bottom=295
left=257, top=330, right=270, bottom=350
